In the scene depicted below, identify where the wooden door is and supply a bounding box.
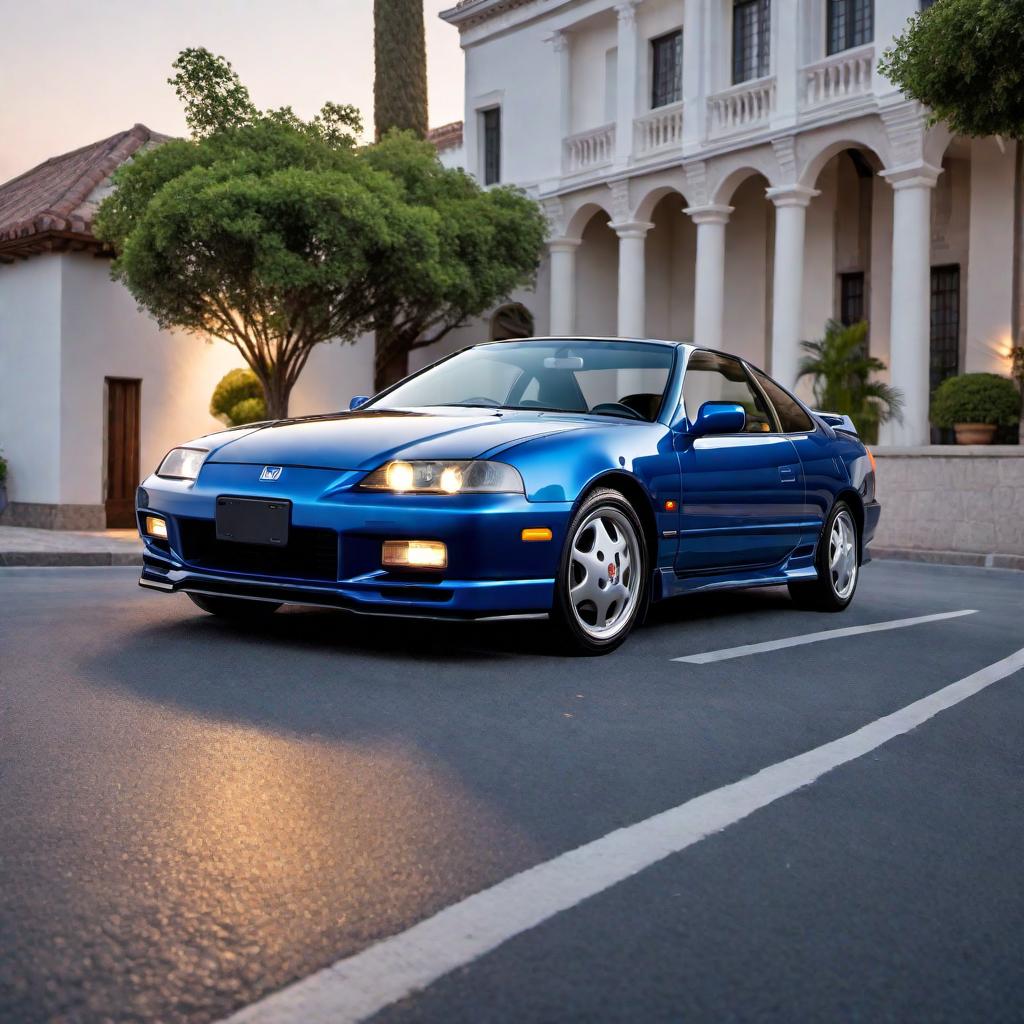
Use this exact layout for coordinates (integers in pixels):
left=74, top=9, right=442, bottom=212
left=105, top=378, right=141, bottom=528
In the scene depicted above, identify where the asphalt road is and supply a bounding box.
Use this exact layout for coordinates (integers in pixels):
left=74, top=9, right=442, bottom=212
left=1, top=561, right=1022, bottom=1023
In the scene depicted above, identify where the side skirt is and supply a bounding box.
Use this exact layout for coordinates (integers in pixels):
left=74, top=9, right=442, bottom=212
left=653, top=560, right=818, bottom=601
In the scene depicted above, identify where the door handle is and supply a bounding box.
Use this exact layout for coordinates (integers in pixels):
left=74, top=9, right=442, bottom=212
left=779, top=465, right=797, bottom=483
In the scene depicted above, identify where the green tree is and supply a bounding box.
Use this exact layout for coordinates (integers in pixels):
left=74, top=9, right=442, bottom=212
left=95, top=49, right=437, bottom=418
left=374, top=0, right=428, bottom=140
left=797, top=321, right=905, bottom=445
left=364, top=131, right=548, bottom=389
left=878, top=0, right=1024, bottom=138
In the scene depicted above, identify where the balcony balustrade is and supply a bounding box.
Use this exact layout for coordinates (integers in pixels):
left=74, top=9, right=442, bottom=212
left=563, top=122, right=616, bottom=174
left=707, top=77, right=776, bottom=138
left=802, top=45, right=874, bottom=110
left=634, top=102, right=684, bottom=158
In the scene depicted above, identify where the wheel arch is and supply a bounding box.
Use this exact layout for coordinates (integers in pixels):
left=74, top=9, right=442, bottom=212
left=576, top=470, right=659, bottom=571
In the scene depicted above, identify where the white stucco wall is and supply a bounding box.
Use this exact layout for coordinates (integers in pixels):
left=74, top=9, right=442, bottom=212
left=1, top=253, right=379, bottom=510
left=462, top=13, right=561, bottom=187
left=57, top=255, right=245, bottom=506
left=965, top=138, right=1016, bottom=374
left=0, top=256, right=63, bottom=504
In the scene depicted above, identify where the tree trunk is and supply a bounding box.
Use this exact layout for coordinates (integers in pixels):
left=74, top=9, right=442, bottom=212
left=262, top=369, right=293, bottom=421
left=374, top=329, right=410, bottom=392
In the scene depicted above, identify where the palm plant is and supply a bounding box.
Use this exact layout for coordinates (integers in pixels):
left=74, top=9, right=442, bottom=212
left=797, top=321, right=904, bottom=445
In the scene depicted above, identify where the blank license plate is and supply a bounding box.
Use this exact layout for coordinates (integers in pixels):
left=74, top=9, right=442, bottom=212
left=215, top=496, right=290, bottom=546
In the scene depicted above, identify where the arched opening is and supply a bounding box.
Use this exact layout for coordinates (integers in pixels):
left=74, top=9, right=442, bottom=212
left=490, top=303, right=535, bottom=340
left=801, top=147, right=885, bottom=383
left=644, top=192, right=696, bottom=341
left=723, top=172, right=773, bottom=366
left=575, top=209, right=618, bottom=337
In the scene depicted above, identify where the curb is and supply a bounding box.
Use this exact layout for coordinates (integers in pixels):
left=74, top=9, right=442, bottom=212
left=0, top=552, right=142, bottom=567
left=871, top=547, right=1024, bottom=572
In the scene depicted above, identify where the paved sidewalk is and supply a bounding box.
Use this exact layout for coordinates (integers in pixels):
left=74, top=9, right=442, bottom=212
left=0, top=526, right=142, bottom=566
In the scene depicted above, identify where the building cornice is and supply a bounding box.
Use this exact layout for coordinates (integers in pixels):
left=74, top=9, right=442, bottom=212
left=440, top=0, right=539, bottom=29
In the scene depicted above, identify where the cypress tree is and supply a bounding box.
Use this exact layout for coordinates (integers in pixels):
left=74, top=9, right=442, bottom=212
left=373, top=0, right=429, bottom=140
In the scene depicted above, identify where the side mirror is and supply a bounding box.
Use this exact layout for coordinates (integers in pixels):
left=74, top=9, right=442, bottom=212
left=349, top=395, right=370, bottom=412
left=691, top=401, right=745, bottom=437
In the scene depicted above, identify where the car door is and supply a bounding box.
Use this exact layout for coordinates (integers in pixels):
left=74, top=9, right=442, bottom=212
left=674, top=351, right=805, bottom=574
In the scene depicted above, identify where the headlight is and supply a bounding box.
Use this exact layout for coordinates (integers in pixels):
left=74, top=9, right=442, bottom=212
left=360, top=460, right=524, bottom=494
left=157, top=447, right=209, bottom=481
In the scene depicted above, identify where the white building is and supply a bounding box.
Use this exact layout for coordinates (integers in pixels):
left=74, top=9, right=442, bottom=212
left=430, top=0, right=1021, bottom=449
left=0, top=126, right=374, bottom=529
left=1, top=2, right=1019, bottom=530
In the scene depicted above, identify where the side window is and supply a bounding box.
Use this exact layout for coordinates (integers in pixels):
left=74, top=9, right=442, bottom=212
left=683, top=351, right=777, bottom=433
left=750, top=368, right=815, bottom=433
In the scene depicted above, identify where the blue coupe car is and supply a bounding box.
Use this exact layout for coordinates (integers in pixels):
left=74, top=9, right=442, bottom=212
left=137, top=338, right=879, bottom=653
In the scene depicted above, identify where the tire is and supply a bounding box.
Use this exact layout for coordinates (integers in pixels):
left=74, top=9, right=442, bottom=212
left=788, top=500, right=860, bottom=612
left=551, top=488, right=649, bottom=655
left=187, top=593, right=282, bottom=618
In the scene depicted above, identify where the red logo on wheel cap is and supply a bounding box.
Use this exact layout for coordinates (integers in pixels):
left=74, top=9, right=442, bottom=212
left=607, top=563, right=616, bottom=578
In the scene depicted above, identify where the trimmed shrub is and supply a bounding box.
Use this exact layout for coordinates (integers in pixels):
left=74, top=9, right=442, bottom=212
left=210, top=369, right=267, bottom=426
left=930, top=373, right=1021, bottom=429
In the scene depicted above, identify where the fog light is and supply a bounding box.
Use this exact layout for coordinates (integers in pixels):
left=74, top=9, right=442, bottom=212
left=382, top=539, right=447, bottom=570
left=144, top=515, right=168, bottom=540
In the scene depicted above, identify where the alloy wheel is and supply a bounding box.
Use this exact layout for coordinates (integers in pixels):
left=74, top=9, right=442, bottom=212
left=829, top=508, right=858, bottom=600
left=567, top=507, right=641, bottom=641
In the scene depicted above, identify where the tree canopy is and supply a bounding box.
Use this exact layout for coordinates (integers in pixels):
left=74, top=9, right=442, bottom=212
left=878, top=0, right=1024, bottom=139
left=95, top=48, right=546, bottom=416
left=364, top=131, right=547, bottom=388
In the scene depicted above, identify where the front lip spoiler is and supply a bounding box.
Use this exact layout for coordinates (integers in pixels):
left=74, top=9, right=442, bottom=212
left=138, top=571, right=549, bottom=624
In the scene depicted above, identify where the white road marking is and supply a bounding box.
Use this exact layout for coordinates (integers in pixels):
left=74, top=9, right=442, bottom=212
left=221, top=643, right=1024, bottom=1024
left=672, top=609, right=978, bottom=664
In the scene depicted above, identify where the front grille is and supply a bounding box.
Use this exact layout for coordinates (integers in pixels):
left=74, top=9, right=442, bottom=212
left=177, top=517, right=338, bottom=581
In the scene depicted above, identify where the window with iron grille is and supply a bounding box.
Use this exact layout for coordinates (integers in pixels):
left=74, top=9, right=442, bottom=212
left=733, top=0, right=771, bottom=84
left=827, top=0, right=873, bottom=55
left=930, top=265, right=960, bottom=392
left=482, top=107, right=501, bottom=186
left=839, top=272, right=865, bottom=326
left=651, top=30, right=683, bottom=108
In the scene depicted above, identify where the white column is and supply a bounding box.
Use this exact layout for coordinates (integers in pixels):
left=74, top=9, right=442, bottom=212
left=548, top=238, right=580, bottom=337
left=681, top=0, right=706, bottom=153
left=612, top=221, right=653, bottom=338
left=883, top=166, right=940, bottom=446
left=614, top=1, right=639, bottom=167
left=766, top=184, right=818, bottom=387
left=771, top=0, right=800, bottom=129
left=551, top=31, right=571, bottom=150
left=685, top=204, right=733, bottom=350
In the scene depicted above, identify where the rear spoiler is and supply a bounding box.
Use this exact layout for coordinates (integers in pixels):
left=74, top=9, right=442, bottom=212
left=815, top=411, right=859, bottom=435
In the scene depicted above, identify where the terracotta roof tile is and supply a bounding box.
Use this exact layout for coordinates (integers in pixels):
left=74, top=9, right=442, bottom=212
left=0, top=124, right=170, bottom=249
left=426, top=120, right=464, bottom=150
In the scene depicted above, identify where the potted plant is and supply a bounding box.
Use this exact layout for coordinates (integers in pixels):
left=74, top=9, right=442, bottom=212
left=930, top=373, right=1021, bottom=445
left=797, top=320, right=904, bottom=445
left=0, top=449, right=7, bottom=516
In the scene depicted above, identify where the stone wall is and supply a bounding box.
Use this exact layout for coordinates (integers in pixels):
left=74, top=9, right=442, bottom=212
left=871, top=447, right=1024, bottom=570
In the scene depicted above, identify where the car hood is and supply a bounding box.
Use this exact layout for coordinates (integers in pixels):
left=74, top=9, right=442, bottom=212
left=204, top=408, right=593, bottom=471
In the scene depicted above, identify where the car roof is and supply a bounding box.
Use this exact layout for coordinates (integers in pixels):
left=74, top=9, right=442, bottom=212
left=474, top=336, right=690, bottom=350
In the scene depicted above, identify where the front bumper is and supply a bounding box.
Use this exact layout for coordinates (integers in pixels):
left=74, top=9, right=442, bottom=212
left=136, top=464, right=571, bottom=620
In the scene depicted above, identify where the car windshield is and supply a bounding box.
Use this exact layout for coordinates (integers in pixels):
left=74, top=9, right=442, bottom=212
left=368, top=340, right=675, bottom=421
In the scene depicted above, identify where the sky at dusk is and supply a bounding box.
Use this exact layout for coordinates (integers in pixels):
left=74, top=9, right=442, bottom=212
left=0, top=0, right=465, bottom=184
